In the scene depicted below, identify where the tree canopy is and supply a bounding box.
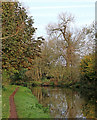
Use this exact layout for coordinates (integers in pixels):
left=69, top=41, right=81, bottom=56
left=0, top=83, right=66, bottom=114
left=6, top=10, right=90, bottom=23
left=2, top=2, right=43, bottom=74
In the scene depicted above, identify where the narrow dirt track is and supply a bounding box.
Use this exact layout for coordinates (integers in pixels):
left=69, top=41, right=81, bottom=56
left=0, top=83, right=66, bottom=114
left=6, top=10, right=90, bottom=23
left=9, top=87, right=19, bottom=119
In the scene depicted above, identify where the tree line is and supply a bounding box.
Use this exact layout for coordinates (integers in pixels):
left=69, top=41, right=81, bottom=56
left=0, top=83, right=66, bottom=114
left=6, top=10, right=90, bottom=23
left=2, top=2, right=96, bottom=89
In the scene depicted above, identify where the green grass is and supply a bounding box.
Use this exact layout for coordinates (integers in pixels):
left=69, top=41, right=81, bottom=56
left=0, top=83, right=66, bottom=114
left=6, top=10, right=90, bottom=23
left=14, top=86, right=50, bottom=118
left=2, top=85, right=50, bottom=118
left=2, top=85, right=18, bottom=118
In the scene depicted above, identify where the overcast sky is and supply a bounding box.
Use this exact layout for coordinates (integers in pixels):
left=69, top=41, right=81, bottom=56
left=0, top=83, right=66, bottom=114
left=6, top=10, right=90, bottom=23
left=18, top=0, right=96, bottom=37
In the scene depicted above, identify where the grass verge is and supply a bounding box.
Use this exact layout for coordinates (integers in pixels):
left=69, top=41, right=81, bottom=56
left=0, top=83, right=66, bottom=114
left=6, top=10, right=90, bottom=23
left=2, top=85, right=18, bottom=118
left=2, top=85, right=50, bottom=118
left=14, top=86, right=50, bottom=118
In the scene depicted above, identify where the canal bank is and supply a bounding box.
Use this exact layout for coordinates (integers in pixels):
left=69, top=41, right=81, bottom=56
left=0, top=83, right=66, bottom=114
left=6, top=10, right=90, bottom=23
left=2, top=84, right=95, bottom=118
left=2, top=85, right=50, bottom=118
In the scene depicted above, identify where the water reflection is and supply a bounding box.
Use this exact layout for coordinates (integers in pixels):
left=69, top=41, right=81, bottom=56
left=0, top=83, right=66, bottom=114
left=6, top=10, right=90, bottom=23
left=30, top=87, right=95, bottom=118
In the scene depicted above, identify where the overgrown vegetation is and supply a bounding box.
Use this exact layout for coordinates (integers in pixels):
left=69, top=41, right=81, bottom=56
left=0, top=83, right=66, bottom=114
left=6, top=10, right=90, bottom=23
left=80, top=54, right=95, bottom=89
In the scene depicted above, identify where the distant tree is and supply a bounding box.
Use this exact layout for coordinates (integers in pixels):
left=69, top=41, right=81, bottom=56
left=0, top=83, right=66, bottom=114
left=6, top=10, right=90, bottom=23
left=78, top=22, right=95, bottom=57
left=46, top=13, right=81, bottom=83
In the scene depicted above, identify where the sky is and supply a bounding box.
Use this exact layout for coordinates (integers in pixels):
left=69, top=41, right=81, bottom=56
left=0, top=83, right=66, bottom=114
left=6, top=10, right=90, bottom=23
left=18, top=0, right=96, bottom=38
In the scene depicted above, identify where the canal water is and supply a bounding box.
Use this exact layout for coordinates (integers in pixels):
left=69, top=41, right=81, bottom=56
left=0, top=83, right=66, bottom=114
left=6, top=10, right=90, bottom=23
left=30, top=86, right=95, bottom=118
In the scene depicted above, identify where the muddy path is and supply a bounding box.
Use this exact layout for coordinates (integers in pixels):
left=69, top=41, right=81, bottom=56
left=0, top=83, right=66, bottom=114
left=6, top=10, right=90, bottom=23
left=9, top=87, right=19, bottom=119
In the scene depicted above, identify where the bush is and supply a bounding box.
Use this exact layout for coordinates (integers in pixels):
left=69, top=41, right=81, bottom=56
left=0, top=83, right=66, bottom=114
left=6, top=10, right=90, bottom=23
left=10, top=68, right=28, bottom=85
left=80, top=54, right=95, bottom=88
left=31, top=81, right=42, bottom=86
left=50, top=81, right=54, bottom=86
left=2, top=69, right=10, bottom=85
left=2, top=85, right=7, bottom=91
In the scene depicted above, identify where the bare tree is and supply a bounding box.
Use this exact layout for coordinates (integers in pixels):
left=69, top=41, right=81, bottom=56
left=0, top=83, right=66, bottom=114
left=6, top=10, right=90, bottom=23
left=46, top=12, right=81, bottom=82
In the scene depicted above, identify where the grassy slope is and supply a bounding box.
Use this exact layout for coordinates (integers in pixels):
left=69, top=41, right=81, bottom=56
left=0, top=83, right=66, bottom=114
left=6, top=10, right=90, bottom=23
left=2, top=85, right=50, bottom=118
left=2, top=85, right=18, bottom=118
left=14, top=86, right=50, bottom=118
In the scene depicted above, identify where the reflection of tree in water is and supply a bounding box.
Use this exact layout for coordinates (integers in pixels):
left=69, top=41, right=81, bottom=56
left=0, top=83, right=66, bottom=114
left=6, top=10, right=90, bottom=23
left=31, top=87, right=43, bottom=101
left=81, top=103, right=95, bottom=118
left=30, top=87, right=95, bottom=118
left=77, top=88, right=95, bottom=118
left=31, top=87, right=50, bottom=103
left=64, top=89, right=84, bottom=118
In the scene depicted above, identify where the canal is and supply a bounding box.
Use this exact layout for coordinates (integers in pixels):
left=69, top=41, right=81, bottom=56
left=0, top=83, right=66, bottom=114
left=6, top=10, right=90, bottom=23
left=30, top=86, right=95, bottom=118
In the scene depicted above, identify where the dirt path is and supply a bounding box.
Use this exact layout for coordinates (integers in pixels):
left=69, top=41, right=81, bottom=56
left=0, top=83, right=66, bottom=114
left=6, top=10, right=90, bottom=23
left=9, top=87, right=19, bottom=119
